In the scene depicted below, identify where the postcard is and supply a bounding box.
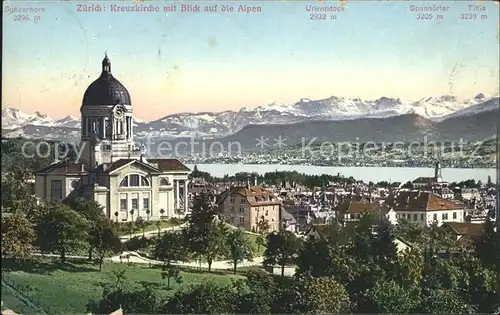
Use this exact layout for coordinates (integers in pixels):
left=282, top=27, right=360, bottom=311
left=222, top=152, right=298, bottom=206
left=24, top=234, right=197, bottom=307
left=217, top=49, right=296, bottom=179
left=2, top=1, right=500, bottom=314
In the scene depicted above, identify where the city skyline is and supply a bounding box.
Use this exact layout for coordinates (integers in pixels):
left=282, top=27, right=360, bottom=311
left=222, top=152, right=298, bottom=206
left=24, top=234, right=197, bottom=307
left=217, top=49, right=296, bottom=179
left=3, top=1, right=499, bottom=120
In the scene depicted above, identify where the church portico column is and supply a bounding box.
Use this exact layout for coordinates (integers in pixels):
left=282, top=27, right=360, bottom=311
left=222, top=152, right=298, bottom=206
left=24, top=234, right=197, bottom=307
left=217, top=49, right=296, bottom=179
left=175, top=180, right=180, bottom=212
left=184, top=180, right=189, bottom=213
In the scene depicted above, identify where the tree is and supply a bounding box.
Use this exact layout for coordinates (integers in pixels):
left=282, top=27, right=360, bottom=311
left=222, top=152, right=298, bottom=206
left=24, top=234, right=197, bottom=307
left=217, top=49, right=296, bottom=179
left=364, top=280, right=419, bottom=313
left=136, top=217, right=147, bottom=237
left=155, top=220, right=162, bottom=237
left=1, top=212, right=36, bottom=260
left=237, top=268, right=279, bottom=314
left=401, top=181, right=414, bottom=189
left=1, top=166, right=37, bottom=217
left=486, top=175, right=494, bottom=188
left=88, top=285, right=158, bottom=314
left=255, top=216, right=270, bottom=252
left=185, top=194, right=227, bottom=271
left=418, top=288, right=475, bottom=314
left=161, top=281, right=238, bottom=314
left=161, top=263, right=183, bottom=289
left=348, top=213, right=375, bottom=263
left=460, top=258, right=498, bottom=313
left=92, top=217, right=122, bottom=271
left=226, top=229, right=253, bottom=274
left=296, top=238, right=336, bottom=278
left=397, top=247, right=424, bottom=288
left=110, top=269, right=128, bottom=291
left=34, top=203, right=88, bottom=263
left=371, top=218, right=399, bottom=279
left=288, top=275, right=351, bottom=314
left=394, top=218, right=425, bottom=245
left=154, top=232, right=188, bottom=264
left=64, top=198, right=105, bottom=261
left=203, top=221, right=229, bottom=271
left=126, top=221, right=138, bottom=239
left=264, top=231, right=301, bottom=276
left=474, top=219, right=498, bottom=270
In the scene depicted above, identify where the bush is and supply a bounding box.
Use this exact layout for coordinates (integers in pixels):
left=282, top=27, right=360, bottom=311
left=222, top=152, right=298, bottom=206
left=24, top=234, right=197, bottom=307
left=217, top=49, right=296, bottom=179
left=123, top=237, right=153, bottom=252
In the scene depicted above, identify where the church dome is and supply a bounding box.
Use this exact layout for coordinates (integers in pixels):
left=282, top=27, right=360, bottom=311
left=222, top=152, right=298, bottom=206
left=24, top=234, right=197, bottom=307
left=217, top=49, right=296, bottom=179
left=82, top=54, right=131, bottom=106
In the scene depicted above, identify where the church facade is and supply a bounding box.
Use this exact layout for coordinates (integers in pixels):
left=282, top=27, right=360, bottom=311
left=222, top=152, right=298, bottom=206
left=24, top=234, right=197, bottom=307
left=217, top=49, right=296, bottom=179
left=34, top=54, right=191, bottom=221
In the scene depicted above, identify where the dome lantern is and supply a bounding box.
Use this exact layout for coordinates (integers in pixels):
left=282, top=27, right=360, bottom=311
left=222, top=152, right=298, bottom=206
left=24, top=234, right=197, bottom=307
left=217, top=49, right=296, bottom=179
left=102, top=52, right=111, bottom=73
left=81, top=53, right=131, bottom=106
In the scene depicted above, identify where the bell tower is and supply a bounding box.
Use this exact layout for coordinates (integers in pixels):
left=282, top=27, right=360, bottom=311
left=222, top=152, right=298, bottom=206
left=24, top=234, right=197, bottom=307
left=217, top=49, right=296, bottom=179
left=79, top=53, right=139, bottom=168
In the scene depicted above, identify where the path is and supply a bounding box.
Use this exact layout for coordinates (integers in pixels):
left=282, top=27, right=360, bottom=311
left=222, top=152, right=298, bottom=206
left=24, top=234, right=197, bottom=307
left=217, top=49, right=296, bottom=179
left=111, top=251, right=265, bottom=270
left=119, top=222, right=259, bottom=241
left=119, top=222, right=189, bottom=241
left=30, top=252, right=265, bottom=271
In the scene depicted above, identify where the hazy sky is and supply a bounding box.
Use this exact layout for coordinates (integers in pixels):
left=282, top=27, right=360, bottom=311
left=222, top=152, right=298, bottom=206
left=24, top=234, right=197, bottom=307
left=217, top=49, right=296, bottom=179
left=3, top=0, right=499, bottom=120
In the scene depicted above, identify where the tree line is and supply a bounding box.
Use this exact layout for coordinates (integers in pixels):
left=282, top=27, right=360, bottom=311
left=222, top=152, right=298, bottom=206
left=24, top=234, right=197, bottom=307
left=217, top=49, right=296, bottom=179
left=1, top=168, right=123, bottom=271
left=89, top=194, right=499, bottom=314
left=2, top=171, right=499, bottom=314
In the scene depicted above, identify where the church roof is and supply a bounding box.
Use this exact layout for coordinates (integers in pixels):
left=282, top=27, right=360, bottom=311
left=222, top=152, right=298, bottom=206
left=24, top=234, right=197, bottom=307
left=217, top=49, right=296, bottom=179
left=34, top=160, right=86, bottom=174
left=147, top=159, right=191, bottom=172
left=82, top=54, right=131, bottom=106
left=102, top=159, right=162, bottom=174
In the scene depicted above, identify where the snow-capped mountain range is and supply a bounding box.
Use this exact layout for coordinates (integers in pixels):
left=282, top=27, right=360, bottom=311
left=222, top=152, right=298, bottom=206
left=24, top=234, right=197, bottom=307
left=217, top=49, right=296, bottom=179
left=2, top=93, right=498, bottom=140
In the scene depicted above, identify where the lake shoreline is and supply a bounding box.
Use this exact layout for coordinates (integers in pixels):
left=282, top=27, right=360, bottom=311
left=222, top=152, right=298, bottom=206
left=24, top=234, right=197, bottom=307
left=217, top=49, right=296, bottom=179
left=184, top=162, right=495, bottom=170
left=185, top=163, right=497, bottom=183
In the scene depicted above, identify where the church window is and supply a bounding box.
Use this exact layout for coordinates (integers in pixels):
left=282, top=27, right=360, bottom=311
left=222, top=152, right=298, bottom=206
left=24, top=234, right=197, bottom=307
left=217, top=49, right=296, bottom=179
left=129, top=175, right=140, bottom=186
left=142, top=192, right=150, bottom=212
left=50, top=180, right=63, bottom=202
left=131, top=199, right=139, bottom=210
left=160, top=178, right=169, bottom=186
left=120, top=195, right=127, bottom=211
left=120, top=177, right=128, bottom=187
left=120, top=174, right=150, bottom=187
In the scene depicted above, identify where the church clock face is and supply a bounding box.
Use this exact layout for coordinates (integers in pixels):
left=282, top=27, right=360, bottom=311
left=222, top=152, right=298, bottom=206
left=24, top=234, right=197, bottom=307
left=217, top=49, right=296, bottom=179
left=115, top=107, right=124, bottom=120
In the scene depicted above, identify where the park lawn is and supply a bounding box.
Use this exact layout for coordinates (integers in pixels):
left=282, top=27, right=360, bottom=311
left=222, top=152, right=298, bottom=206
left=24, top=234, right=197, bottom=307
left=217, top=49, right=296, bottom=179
left=115, top=219, right=178, bottom=236
left=246, top=232, right=266, bottom=257
left=3, top=258, right=243, bottom=314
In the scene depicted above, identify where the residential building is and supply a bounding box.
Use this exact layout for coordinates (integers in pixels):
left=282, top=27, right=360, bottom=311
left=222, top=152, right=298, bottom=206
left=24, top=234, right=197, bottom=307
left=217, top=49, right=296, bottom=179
left=217, top=185, right=281, bottom=232
left=335, top=199, right=379, bottom=223
left=441, top=222, right=486, bottom=250
left=385, top=191, right=465, bottom=226
left=34, top=54, right=191, bottom=221
left=461, top=188, right=481, bottom=200
left=411, top=161, right=447, bottom=189
left=304, top=224, right=341, bottom=241
left=281, top=208, right=298, bottom=232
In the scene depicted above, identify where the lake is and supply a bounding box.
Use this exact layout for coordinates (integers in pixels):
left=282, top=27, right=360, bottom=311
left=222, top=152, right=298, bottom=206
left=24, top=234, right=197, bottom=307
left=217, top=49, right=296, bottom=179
left=186, top=163, right=497, bottom=183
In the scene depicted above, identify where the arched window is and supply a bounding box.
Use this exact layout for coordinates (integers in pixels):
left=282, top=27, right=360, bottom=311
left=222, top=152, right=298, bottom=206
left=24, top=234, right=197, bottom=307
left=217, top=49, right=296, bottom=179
left=119, top=174, right=150, bottom=187
left=160, top=178, right=169, bottom=186
left=120, top=177, right=128, bottom=187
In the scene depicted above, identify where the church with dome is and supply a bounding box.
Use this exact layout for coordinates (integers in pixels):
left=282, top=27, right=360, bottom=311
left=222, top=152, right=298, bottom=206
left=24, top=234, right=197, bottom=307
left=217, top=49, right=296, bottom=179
left=34, top=54, right=191, bottom=221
